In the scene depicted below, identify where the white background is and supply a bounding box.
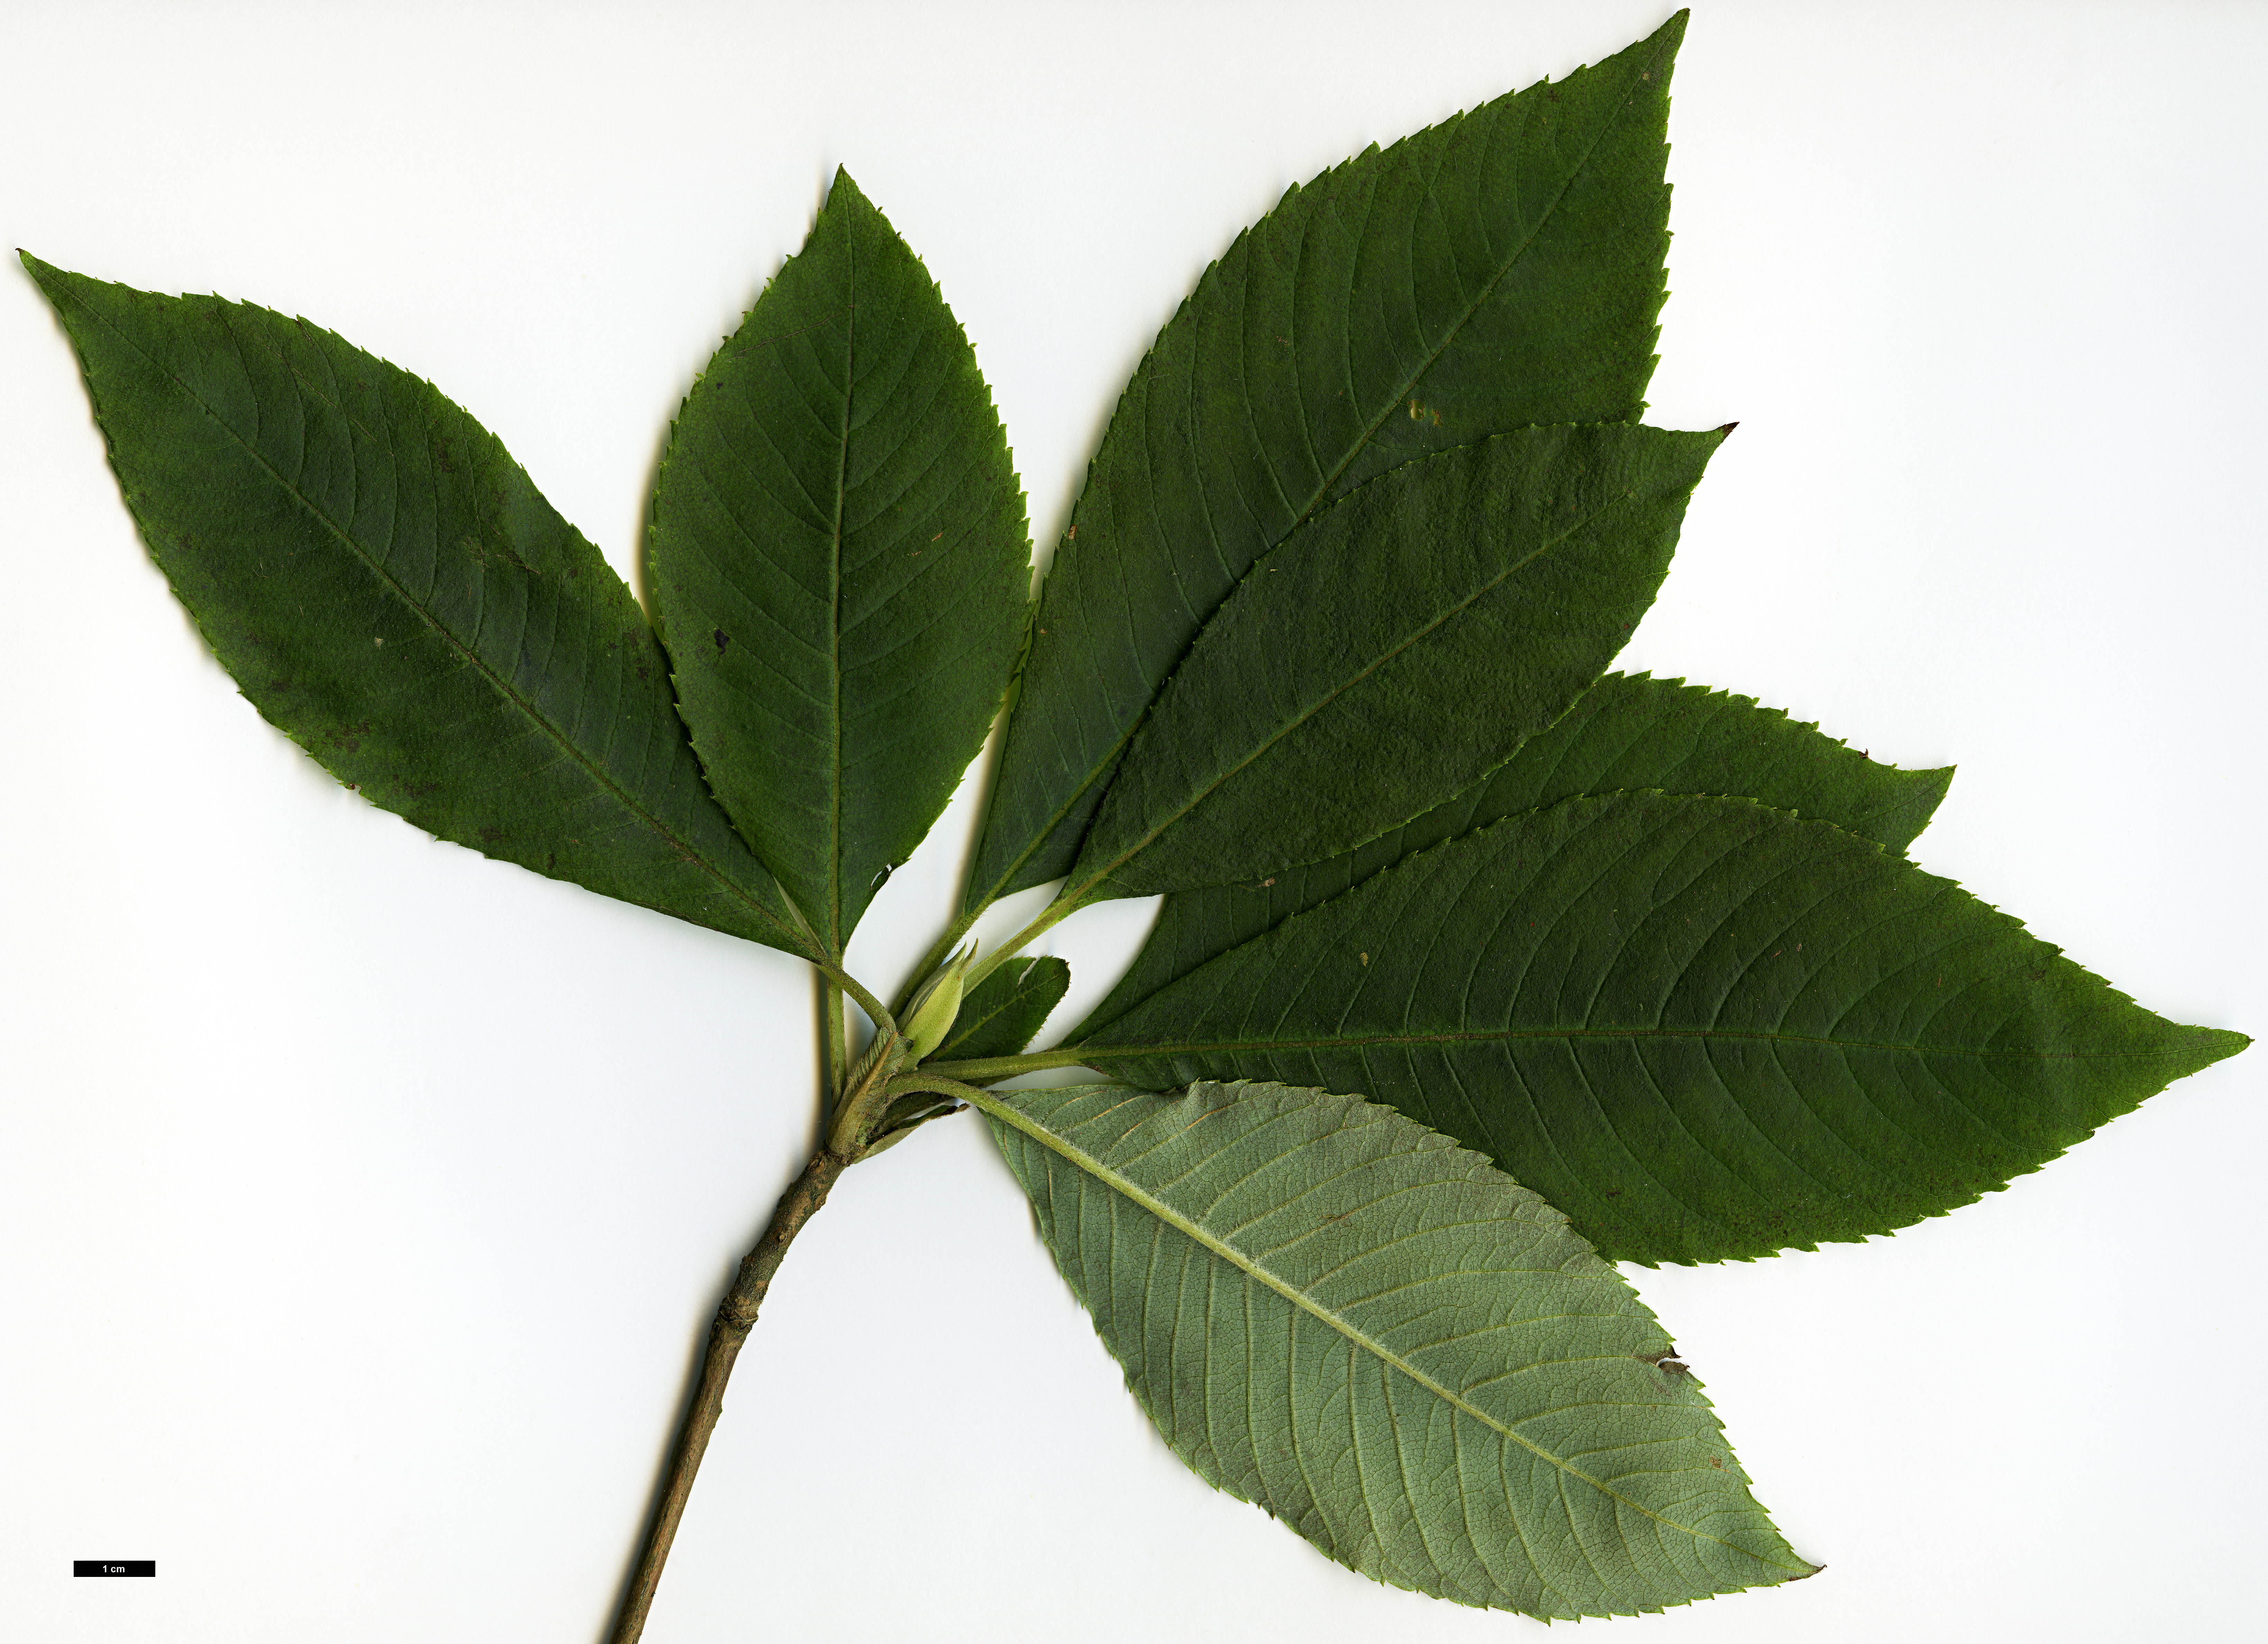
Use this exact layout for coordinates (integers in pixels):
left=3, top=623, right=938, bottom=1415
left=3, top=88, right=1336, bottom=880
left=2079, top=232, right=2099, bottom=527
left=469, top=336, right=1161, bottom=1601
left=2, top=3, right=2261, bottom=1640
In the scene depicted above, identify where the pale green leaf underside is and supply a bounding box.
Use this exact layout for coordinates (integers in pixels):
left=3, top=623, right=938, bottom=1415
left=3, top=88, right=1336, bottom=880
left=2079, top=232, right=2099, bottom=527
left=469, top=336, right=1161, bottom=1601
left=652, top=169, right=1030, bottom=953
left=25, top=255, right=815, bottom=960
left=967, top=14, right=1689, bottom=911
left=1068, top=424, right=1722, bottom=898
left=1081, top=669, right=1952, bottom=1029
left=1074, top=794, right=2247, bottom=1264
left=983, top=1079, right=1810, bottom=1616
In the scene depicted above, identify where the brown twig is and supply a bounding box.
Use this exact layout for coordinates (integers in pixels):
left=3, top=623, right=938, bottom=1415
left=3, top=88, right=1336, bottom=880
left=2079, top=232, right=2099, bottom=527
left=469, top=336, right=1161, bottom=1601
left=603, top=1146, right=850, bottom=1644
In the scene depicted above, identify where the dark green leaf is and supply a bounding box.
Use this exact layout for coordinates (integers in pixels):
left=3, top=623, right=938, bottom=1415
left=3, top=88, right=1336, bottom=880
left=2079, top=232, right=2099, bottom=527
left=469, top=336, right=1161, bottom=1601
left=1063, top=424, right=1723, bottom=899
left=966, top=15, right=1688, bottom=910
left=1080, top=671, right=1951, bottom=1031
left=935, top=955, right=1069, bottom=1062
left=25, top=255, right=817, bottom=961
left=982, top=1078, right=1811, bottom=1615
left=650, top=170, right=1030, bottom=953
left=1071, top=793, right=2247, bottom=1264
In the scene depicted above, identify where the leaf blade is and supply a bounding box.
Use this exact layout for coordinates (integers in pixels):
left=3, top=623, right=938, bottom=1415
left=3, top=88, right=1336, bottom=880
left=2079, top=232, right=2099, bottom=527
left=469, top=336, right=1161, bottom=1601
left=935, top=955, right=1069, bottom=1062
left=1064, top=424, right=1722, bottom=898
left=966, top=15, right=1688, bottom=909
left=27, top=255, right=816, bottom=960
left=651, top=170, right=1030, bottom=952
left=981, top=1078, right=1810, bottom=1616
left=1073, top=794, right=2246, bottom=1263
left=1080, top=671, right=1951, bottom=1032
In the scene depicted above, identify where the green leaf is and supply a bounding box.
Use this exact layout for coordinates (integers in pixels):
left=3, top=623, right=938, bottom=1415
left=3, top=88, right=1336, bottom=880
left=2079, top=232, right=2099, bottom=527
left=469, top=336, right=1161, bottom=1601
left=25, top=255, right=818, bottom=962
left=1062, top=424, right=1723, bottom=900
left=981, top=1078, right=1811, bottom=1616
left=935, top=955, right=1069, bottom=1062
left=1071, top=793, right=2247, bottom=1264
left=1080, top=671, right=1951, bottom=1031
left=966, top=14, right=1688, bottom=911
left=650, top=170, right=1030, bottom=953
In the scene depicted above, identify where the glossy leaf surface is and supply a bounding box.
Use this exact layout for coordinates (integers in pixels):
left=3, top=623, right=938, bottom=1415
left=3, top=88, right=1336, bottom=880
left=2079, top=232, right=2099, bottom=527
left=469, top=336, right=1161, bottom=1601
left=651, top=170, right=1029, bottom=952
left=1073, top=794, right=2246, bottom=1263
left=27, top=256, right=817, bottom=960
left=984, top=1078, right=1811, bottom=1615
left=967, top=14, right=1687, bottom=909
left=1065, top=424, right=1723, bottom=899
left=1082, top=671, right=1950, bottom=1027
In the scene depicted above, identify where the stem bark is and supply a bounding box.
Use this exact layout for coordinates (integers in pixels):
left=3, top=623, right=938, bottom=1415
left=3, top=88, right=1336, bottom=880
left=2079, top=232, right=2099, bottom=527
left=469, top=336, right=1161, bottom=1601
left=603, top=1145, right=850, bottom=1644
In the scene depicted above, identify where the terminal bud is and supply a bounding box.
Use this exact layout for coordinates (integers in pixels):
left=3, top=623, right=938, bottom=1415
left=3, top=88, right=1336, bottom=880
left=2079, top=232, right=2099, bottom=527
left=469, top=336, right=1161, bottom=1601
left=901, top=943, right=976, bottom=1063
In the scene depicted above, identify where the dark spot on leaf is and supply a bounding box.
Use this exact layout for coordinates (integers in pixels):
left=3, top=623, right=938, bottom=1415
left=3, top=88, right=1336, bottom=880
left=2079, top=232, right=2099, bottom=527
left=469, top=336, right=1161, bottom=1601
left=479, top=826, right=505, bottom=844
left=714, top=629, right=731, bottom=653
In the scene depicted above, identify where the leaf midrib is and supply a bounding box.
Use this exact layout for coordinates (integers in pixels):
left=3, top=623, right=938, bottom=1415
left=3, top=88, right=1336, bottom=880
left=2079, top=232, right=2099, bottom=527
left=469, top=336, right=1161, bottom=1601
left=976, top=38, right=1669, bottom=909
left=1071, top=493, right=1620, bottom=896
left=1293, top=30, right=1669, bottom=518
left=825, top=240, right=858, bottom=955
left=1070, top=1023, right=2203, bottom=1063
left=73, top=287, right=806, bottom=959
left=972, top=1085, right=1800, bottom=1573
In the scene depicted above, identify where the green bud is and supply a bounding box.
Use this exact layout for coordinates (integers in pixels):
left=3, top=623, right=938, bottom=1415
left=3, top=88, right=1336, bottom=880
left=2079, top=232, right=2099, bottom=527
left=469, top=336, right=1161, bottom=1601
left=900, top=943, right=975, bottom=1063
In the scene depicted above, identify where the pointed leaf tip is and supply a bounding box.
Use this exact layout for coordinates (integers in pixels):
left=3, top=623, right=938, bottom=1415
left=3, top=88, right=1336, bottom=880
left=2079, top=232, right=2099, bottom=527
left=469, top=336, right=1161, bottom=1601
left=985, top=1078, right=1804, bottom=1616
left=31, top=267, right=818, bottom=958
left=1078, top=672, right=1962, bottom=1036
left=1066, top=424, right=1723, bottom=898
left=967, top=19, right=1690, bottom=909
left=650, top=164, right=1029, bottom=952
left=1078, top=792, right=2245, bottom=1264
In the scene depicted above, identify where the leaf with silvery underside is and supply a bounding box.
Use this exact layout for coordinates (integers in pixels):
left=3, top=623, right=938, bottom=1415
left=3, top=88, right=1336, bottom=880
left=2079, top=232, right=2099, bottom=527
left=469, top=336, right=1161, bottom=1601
left=935, top=956, right=1069, bottom=1063
left=1069, top=793, right=2247, bottom=1265
left=1060, top=424, right=1722, bottom=902
left=24, top=255, right=817, bottom=962
left=965, top=14, right=1689, bottom=912
left=1079, top=671, right=1951, bottom=1030
left=650, top=169, right=1030, bottom=955
left=981, top=1078, right=1812, bottom=1616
